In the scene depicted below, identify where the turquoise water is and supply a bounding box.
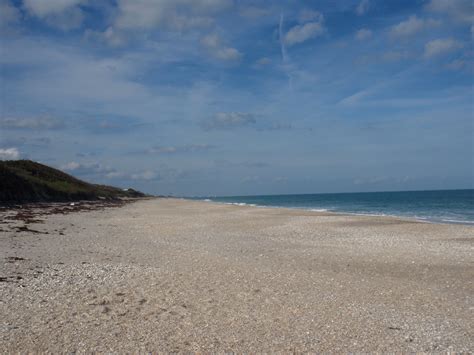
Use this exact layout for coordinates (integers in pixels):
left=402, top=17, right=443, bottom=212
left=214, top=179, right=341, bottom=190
left=200, top=189, right=474, bottom=224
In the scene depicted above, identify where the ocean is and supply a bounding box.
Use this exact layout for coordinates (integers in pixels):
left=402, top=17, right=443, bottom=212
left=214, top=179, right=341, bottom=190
left=200, top=189, right=474, bottom=224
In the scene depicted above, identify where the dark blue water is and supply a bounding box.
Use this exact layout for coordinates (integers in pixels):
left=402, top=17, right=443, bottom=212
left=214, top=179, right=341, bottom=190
left=199, top=189, right=474, bottom=224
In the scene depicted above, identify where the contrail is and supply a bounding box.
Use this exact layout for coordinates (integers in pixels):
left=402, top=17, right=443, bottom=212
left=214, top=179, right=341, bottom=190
left=279, top=12, right=288, bottom=63
left=279, top=12, right=292, bottom=90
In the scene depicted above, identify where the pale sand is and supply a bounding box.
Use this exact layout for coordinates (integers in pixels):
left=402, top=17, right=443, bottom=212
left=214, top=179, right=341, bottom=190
left=0, top=198, right=473, bottom=352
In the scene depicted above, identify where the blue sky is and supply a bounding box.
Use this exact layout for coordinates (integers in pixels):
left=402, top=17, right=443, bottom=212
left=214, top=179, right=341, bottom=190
left=0, top=0, right=472, bottom=196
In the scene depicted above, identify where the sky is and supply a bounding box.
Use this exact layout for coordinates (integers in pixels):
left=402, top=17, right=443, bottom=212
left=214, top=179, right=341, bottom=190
left=0, top=0, right=473, bottom=196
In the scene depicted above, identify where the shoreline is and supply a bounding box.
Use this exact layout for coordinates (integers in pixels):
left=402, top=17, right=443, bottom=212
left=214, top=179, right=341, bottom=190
left=1, top=198, right=473, bottom=352
left=2, top=193, right=472, bottom=226
left=193, top=198, right=474, bottom=226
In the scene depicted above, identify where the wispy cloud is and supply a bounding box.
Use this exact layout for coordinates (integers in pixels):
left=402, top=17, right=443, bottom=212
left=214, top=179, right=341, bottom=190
left=201, top=112, right=256, bottom=130
left=0, top=0, right=20, bottom=30
left=283, top=10, right=325, bottom=46
left=353, top=176, right=411, bottom=186
left=425, top=0, right=473, bottom=24
left=84, top=27, right=126, bottom=47
left=284, top=22, right=325, bottom=46
left=201, top=33, right=242, bottom=62
left=23, top=0, right=86, bottom=30
left=0, top=116, right=65, bottom=130
left=82, top=116, right=146, bottom=134
left=60, top=160, right=160, bottom=182
left=238, top=5, right=271, bottom=19
left=241, top=175, right=260, bottom=183
left=390, top=15, right=440, bottom=38
left=355, top=28, right=372, bottom=41
left=61, top=161, right=115, bottom=175
left=253, top=57, right=271, bottom=69
left=424, top=38, right=463, bottom=58
left=356, top=0, right=370, bottom=16
left=144, top=144, right=214, bottom=154
left=445, top=59, right=470, bottom=71
left=130, top=170, right=159, bottom=181
left=114, top=0, right=230, bottom=31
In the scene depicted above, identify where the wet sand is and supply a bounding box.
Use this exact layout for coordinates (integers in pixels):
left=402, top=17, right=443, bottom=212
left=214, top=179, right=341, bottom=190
left=0, top=198, right=473, bottom=352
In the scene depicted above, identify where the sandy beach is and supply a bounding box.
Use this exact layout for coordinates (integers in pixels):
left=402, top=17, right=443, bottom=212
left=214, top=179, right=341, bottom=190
left=0, top=198, right=473, bottom=352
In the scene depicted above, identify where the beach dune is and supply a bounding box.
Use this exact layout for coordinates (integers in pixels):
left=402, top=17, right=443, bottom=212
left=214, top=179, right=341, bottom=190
left=0, top=198, right=472, bottom=352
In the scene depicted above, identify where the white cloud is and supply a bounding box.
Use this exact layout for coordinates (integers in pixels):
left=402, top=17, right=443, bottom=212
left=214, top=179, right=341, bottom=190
left=284, top=21, right=325, bottom=46
left=426, top=0, right=473, bottom=24
left=115, top=0, right=231, bottom=31
left=0, top=147, right=20, bottom=160
left=0, top=0, right=20, bottom=28
left=390, top=15, right=440, bottom=38
left=355, top=28, right=372, bottom=41
left=424, top=38, right=463, bottom=58
left=356, top=0, right=370, bottom=16
left=23, top=0, right=85, bottom=30
left=201, top=33, right=242, bottom=61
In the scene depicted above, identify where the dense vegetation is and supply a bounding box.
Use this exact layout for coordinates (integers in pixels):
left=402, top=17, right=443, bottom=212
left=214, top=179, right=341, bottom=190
left=0, top=160, right=146, bottom=203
